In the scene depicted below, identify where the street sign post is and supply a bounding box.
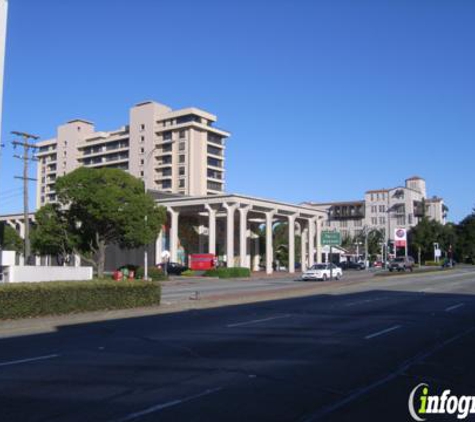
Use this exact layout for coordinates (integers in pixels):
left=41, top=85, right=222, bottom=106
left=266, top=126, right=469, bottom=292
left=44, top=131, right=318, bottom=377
left=321, top=231, right=342, bottom=246
left=321, top=231, right=341, bottom=281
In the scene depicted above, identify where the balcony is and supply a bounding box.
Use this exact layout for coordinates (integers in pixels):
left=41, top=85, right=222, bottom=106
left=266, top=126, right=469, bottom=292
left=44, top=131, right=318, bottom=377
left=329, top=204, right=365, bottom=220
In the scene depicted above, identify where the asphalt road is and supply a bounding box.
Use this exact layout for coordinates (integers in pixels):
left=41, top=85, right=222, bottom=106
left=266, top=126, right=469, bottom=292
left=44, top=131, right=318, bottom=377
left=160, top=270, right=373, bottom=303
left=1, top=267, right=475, bottom=422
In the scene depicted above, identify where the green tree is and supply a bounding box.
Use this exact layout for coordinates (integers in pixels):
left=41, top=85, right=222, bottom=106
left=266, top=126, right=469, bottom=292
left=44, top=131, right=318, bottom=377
left=0, top=223, right=23, bottom=253
left=408, top=217, right=451, bottom=262
left=31, top=204, right=77, bottom=264
left=35, top=168, right=166, bottom=277
left=457, top=210, right=475, bottom=263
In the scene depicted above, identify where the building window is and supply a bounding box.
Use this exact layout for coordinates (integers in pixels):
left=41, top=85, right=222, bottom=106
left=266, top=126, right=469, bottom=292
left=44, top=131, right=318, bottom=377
left=379, top=217, right=386, bottom=225
left=207, top=145, right=222, bottom=156
left=408, top=214, right=413, bottom=225
left=161, top=180, right=172, bottom=189
left=207, top=157, right=222, bottom=167
left=179, top=142, right=185, bottom=151
left=140, top=136, right=145, bottom=143
left=379, top=205, right=385, bottom=212
left=340, top=220, right=348, bottom=228
left=179, top=155, right=185, bottom=163
left=354, top=220, right=362, bottom=227
left=371, top=217, right=377, bottom=225
left=179, top=166, right=185, bottom=176
left=207, top=181, right=222, bottom=191
left=179, top=130, right=186, bottom=139
left=371, top=205, right=377, bottom=213
left=207, top=133, right=222, bottom=145
left=140, top=171, right=144, bottom=177
left=163, top=131, right=172, bottom=141
left=179, top=179, right=185, bottom=188
left=140, top=159, right=144, bottom=165
left=140, top=147, right=145, bottom=154
left=140, top=124, right=145, bottom=131
left=397, top=216, right=406, bottom=226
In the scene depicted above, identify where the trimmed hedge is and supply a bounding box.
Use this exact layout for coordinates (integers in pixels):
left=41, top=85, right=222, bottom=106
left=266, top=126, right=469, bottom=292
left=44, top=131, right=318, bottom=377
left=135, top=267, right=168, bottom=281
left=424, top=260, right=440, bottom=266
left=0, top=279, right=161, bottom=320
left=181, top=270, right=197, bottom=277
left=203, top=267, right=251, bottom=279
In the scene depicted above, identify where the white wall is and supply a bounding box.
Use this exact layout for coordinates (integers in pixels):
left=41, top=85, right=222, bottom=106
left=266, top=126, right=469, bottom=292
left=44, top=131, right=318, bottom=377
left=3, top=266, right=93, bottom=283
left=0, top=250, right=15, bottom=266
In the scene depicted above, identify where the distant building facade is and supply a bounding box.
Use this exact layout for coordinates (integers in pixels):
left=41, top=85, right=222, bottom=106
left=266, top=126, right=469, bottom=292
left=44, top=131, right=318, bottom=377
left=303, top=176, right=447, bottom=242
left=35, top=101, right=230, bottom=207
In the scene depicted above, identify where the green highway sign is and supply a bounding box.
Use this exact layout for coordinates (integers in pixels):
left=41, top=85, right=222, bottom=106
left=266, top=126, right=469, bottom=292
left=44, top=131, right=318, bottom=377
left=321, top=231, right=342, bottom=246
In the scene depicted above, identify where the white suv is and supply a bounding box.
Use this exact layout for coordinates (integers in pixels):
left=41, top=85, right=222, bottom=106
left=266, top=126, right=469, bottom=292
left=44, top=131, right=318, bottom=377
left=302, top=263, right=343, bottom=281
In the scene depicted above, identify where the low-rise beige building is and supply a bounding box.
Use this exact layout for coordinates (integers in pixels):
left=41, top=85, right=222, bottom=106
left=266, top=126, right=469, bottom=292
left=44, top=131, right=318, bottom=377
left=304, top=176, right=448, bottom=243
left=35, top=101, right=230, bottom=207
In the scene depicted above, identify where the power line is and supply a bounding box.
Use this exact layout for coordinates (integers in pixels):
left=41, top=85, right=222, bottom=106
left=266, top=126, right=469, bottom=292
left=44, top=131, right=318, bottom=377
left=0, top=186, right=23, bottom=196
left=12, top=130, right=39, bottom=264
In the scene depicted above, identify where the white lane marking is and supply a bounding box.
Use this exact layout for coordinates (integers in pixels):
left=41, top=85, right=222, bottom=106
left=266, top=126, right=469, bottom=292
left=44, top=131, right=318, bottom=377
left=302, top=327, right=475, bottom=422
left=445, top=303, right=465, bottom=312
left=365, top=325, right=402, bottom=340
left=0, top=353, right=60, bottom=368
left=227, top=314, right=291, bottom=328
left=115, top=387, right=222, bottom=422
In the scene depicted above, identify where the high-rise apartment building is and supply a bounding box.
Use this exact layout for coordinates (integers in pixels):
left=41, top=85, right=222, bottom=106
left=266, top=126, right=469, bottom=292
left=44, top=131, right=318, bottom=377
left=35, top=101, right=230, bottom=207
left=303, top=176, right=447, bottom=242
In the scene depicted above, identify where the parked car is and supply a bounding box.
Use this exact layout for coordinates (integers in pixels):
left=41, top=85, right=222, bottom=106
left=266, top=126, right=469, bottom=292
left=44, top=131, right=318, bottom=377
left=157, top=262, right=189, bottom=275
left=302, top=263, right=343, bottom=281
left=339, top=261, right=365, bottom=270
left=373, top=261, right=384, bottom=268
left=388, top=257, right=415, bottom=272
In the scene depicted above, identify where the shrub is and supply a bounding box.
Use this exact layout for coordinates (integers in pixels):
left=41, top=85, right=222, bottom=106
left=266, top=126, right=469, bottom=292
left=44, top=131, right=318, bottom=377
left=135, top=266, right=167, bottom=281
left=424, top=260, right=440, bottom=266
left=0, top=279, right=161, bottom=320
left=203, top=267, right=251, bottom=279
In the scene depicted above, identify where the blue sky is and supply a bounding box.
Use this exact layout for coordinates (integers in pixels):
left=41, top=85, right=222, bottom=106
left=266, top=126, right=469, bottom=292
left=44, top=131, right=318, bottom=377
left=1, top=0, right=474, bottom=222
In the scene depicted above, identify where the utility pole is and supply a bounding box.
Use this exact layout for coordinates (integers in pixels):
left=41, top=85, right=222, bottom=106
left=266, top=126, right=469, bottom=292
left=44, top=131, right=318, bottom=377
left=12, top=131, right=39, bottom=265
left=0, top=0, right=8, bottom=223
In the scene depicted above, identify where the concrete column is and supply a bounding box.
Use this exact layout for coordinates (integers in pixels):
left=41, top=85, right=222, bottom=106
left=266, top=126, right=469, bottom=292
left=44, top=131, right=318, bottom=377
left=223, top=203, right=237, bottom=267
left=288, top=214, right=297, bottom=273
left=252, top=227, right=261, bottom=271
left=239, top=206, right=251, bottom=268
left=246, top=227, right=252, bottom=268
left=301, top=222, right=308, bottom=272
left=308, top=218, right=316, bottom=267
left=316, top=217, right=323, bottom=264
left=168, top=208, right=179, bottom=263
left=265, top=211, right=276, bottom=274
left=74, top=254, right=81, bottom=267
left=198, top=223, right=206, bottom=253
left=204, top=204, right=216, bottom=255
left=155, top=229, right=163, bottom=265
